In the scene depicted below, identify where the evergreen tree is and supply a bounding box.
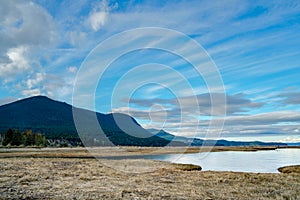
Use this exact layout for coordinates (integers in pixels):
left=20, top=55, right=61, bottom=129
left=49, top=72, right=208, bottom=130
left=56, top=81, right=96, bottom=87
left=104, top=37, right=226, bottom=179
left=3, top=129, right=13, bottom=146
left=11, top=130, right=22, bottom=146
left=23, top=130, right=34, bottom=146
left=2, top=129, right=47, bottom=147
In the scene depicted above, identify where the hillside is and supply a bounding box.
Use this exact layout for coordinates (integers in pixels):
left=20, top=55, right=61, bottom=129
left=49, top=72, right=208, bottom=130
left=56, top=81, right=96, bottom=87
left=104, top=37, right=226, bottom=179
left=0, top=96, right=170, bottom=146
left=147, top=129, right=189, bottom=142
left=0, top=96, right=287, bottom=147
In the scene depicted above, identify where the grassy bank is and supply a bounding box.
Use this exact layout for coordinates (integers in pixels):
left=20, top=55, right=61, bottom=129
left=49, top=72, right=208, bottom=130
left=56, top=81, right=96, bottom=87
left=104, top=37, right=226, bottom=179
left=0, top=146, right=288, bottom=159
left=1, top=157, right=299, bottom=199
left=0, top=147, right=300, bottom=199
left=278, top=165, right=300, bottom=174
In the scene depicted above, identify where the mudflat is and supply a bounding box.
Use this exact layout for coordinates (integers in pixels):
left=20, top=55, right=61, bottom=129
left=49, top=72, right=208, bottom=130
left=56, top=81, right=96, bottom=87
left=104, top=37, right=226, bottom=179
left=0, top=147, right=299, bottom=199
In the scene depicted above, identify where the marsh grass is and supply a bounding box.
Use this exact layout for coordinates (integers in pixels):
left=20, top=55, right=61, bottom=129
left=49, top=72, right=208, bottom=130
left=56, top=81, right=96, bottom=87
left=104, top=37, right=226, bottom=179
left=0, top=146, right=289, bottom=159
left=0, top=148, right=300, bottom=199
left=278, top=165, right=300, bottom=174
left=171, top=163, right=202, bottom=171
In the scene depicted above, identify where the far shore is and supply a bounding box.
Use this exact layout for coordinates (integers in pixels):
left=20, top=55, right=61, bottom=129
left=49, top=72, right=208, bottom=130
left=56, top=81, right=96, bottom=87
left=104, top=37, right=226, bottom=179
left=1, top=145, right=299, bottom=159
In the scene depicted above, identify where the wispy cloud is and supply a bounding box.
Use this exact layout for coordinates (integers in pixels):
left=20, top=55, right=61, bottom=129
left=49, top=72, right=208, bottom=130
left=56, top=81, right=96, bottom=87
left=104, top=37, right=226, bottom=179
left=122, top=93, right=263, bottom=116
left=67, top=66, right=78, bottom=73
left=276, top=90, right=300, bottom=105
left=87, top=0, right=111, bottom=31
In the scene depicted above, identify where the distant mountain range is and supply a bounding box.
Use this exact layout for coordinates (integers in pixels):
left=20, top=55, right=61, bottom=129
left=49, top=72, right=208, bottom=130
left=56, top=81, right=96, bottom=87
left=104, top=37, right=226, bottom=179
left=0, top=96, right=288, bottom=147
left=286, top=142, right=300, bottom=146
left=147, top=129, right=288, bottom=147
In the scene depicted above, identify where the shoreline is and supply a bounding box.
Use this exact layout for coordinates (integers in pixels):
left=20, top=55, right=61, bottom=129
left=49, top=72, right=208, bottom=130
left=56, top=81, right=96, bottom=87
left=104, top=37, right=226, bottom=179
left=1, top=146, right=299, bottom=159
left=1, top=146, right=299, bottom=172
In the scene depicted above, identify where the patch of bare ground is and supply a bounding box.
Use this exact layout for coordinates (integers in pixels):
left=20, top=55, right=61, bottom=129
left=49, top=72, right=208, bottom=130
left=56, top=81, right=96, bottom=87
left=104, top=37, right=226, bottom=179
left=278, top=165, right=300, bottom=174
left=1, top=157, right=299, bottom=199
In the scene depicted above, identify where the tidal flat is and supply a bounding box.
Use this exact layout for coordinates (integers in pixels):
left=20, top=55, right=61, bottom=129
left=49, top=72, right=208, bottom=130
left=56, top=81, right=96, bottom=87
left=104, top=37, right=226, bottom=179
left=0, top=147, right=299, bottom=199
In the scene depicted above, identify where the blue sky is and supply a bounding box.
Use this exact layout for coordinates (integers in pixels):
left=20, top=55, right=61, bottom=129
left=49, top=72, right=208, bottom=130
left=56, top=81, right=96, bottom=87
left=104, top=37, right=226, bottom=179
left=0, top=0, right=300, bottom=142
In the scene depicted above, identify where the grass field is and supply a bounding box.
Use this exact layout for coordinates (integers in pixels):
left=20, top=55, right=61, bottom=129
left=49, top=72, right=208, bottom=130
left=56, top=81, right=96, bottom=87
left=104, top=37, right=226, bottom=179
left=1, top=147, right=300, bottom=199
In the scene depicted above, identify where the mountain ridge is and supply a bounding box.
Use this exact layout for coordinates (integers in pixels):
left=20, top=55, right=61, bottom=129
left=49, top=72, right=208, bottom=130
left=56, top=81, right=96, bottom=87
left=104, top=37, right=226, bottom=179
left=147, top=129, right=288, bottom=147
left=0, top=95, right=172, bottom=146
left=0, top=96, right=288, bottom=147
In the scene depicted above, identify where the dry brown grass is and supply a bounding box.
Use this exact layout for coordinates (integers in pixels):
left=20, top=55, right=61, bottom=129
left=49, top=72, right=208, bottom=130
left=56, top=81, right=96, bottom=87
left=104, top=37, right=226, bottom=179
left=0, top=148, right=300, bottom=199
left=171, top=163, right=202, bottom=171
left=0, top=146, right=285, bottom=159
left=278, top=165, right=300, bottom=174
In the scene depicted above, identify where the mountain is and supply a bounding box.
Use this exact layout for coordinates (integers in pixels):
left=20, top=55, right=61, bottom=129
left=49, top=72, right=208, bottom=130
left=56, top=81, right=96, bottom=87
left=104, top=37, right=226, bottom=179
left=286, top=142, right=300, bottom=146
left=0, top=96, right=288, bottom=147
left=0, top=96, right=171, bottom=147
left=148, top=129, right=287, bottom=147
left=191, top=138, right=287, bottom=147
left=147, top=129, right=188, bottom=142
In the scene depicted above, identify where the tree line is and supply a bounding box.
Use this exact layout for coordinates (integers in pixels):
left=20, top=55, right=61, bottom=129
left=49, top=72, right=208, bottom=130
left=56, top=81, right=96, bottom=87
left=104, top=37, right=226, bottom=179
left=1, top=129, right=47, bottom=147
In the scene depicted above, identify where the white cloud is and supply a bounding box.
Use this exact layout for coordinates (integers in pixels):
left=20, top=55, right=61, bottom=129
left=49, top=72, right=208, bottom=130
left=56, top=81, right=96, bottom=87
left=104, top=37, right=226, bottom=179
left=14, top=70, right=76, bottom=100
left=88, top=0, right=112, bottom=31
left=223, top=111, right=300, bottom=126
left=0, top=1, right=55, bottom=51
left=280, top=136, right=300, bottom=143
left=21, top=72, right=45, bottom=97
left=112, top=104, right=300, bottom=138
left=276, top=90, right=300, bottom=105
left=68, top=31, right=87, bottom=47
left=0, top=1, right=56, bottom=85
left=89, top=11, right=107, bottom=31
left=0, top=46, right=30, bottom=79
left=42, top=74, right=75, bottom=100
left=27, top=72, right=44, bottom=89
left=67, top=66, right=77, bottom=73
left=22, top=88, right=41, bottom=96
left=124, top=93, right=263, bottom=116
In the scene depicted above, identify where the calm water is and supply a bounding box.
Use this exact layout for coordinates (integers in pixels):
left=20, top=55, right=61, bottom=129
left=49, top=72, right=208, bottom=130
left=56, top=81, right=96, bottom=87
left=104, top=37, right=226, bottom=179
left=147, top=148, right=300, bottom=173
